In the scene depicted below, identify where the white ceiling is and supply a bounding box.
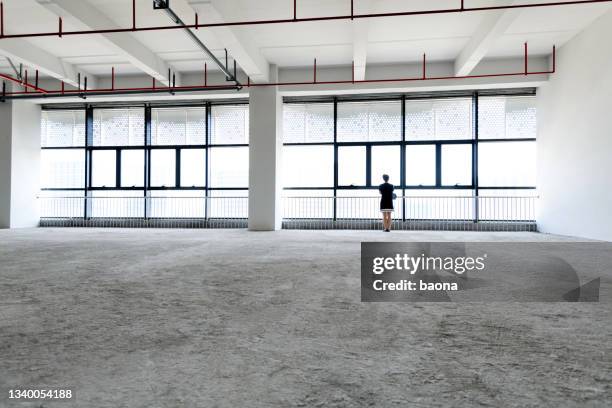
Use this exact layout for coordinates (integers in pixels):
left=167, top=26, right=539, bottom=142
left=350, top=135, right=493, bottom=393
left=0, top=0, right=610, bottom=82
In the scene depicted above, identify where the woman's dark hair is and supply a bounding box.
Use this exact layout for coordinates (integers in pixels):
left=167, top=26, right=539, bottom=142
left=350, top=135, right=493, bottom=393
left=382, top=174, right=389, bottom=182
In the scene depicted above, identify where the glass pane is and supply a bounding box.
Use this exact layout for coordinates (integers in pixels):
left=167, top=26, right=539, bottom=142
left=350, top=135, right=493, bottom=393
left=406, top=145, right=436, bottom=186
left=91, top=150, right=116, bottom=188
left=479, top=141, right=536, bottom=187
left=90, top=191, right=144, bottom=218
left=406, top=98, right=472, bottom=140
left=282, top=145, right=333, bottom=188
left=93, top=108, right=144, bottom=146
left=180, top=149, right=206, bottom=187
left=41, top=110, right=85, bottom=147
left=404, top=189, right=475, bottom=220
left=149, top=190, right=205, bottom=218
left=120, top=150, right=144, bottom=188
left=282, top=190, right=334, bottom=219
left=209, top=147, right=249, bottom=188
left=283, top=103, right=334, bottom=143
left=151, top=108, right=206, bottom=145
left=442, top=144, right=472, bottom=186
left=337, top=101, right=401, bottom=142
left=479, top=96, right=537, bottom=140
left=338, top=146, right=366, bottom=186
left=371, top=145, right=400, bottom=187
left=150, top=149, right=176, bottom=187
left=40, top=149, right=85, bottom=188
left=208, top=190, right=248, bottom=218
left=210, top=105, right=249, bottom=145
left=39, top=190, right=85, bottom=218
left=336, top=189, right=389, bottom=219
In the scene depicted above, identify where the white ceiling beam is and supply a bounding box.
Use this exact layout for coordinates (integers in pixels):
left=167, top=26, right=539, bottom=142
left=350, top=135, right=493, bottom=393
left=182, top=0, right=270, bottom=83
left=34, top=0, right=177, bottom=86
left=352, top=0, right=373, bottom=81
left=454, top=5, right=522, bottom=77
left=0, top=39, right=83, bottom=88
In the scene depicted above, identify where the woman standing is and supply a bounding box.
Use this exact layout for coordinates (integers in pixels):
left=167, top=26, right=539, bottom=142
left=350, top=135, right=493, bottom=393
left=379, top=174, right=394, bottom=232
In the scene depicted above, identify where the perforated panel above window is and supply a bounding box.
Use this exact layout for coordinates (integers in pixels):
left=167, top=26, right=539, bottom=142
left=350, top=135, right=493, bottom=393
left=41, top=110, right=85, bottom=147
left=151, top=108, right=206, bottom=145
left=283, top=103, right=334, bottom=143
left=337, top=101, right=401, bottom=142
left=405, top=98, right=472, bottom=140
left=93, top=108, right=144, bottom=146
left=478, top=96, right=536, bottom=140
left=210, top=105, right=249, bottom=145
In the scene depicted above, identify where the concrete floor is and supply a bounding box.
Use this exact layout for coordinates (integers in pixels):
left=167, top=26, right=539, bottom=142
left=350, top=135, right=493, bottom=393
left=0, top=228, right=610, bottom=408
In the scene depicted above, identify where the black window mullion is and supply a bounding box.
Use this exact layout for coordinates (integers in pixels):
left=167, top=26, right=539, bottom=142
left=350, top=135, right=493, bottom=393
left=333, top=97, right=338, bottom=221
left=365, top=145, right=372, bottom=187
left=473, top=92, right=479, bottom=223
left=401, top=95, right=406, bottom=222
left=435, top=144, right=442, bottom=187
left=144, top=104, right=151, bottom=218
left=115, top=149, right=121, bottom=188
left=84, top=106, right=93, bottom=219
left=175, top=149, right=181, bottom=188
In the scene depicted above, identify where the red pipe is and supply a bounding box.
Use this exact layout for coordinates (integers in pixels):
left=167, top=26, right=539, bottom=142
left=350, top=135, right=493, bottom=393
left=2, top=67, right=555, bottom=98
left=111, top=67, right=115, bottom=90
left=1, top=2, right=4, bottom=38
left=0, top=0, right=609, bottom=40
left=524, top=42, right=528, bottom=75
left=24, top=69, right=27, bottom=92
left=422, top=54, right=426, bottom=79
left=351, top=60, right=355, bottom=83
left=552, top=45, right=556, bottom=73
left=293, top=0, right=297, bottom=20
left=195, top=13, right=198, bottom=29
left=132, top=0, right=136, bottom=30
left=58, top=17, right=62, bottom=37
left=313, top=58, right=317, bottom=83
left=204, top=63, right=207, bottom=86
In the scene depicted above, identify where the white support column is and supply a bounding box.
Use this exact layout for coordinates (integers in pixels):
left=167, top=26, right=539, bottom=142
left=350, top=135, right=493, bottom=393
left=248, top=65, right=283, bottom=231
left=0, top=95, right=42, bottom=228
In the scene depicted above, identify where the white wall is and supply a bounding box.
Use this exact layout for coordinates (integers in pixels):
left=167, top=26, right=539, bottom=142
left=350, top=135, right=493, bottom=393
left=0, top=99, right=41, bottom=228
left=537, top=10, right=612, bottom=241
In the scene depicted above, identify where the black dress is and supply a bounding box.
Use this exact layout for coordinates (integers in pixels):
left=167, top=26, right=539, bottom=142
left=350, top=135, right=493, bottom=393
left=379, top=183, right=394, bottom=211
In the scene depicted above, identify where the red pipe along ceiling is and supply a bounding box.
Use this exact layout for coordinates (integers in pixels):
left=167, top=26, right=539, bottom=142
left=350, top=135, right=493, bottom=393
left=2, top=44, right=555, bottom=100
left=0, top=0, right=610, bottom=39
left=0, top=0, right=580, bottom=99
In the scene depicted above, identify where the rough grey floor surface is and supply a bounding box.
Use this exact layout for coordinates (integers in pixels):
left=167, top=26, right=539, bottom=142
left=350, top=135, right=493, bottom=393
left=0, top=228, right=610, bottom=408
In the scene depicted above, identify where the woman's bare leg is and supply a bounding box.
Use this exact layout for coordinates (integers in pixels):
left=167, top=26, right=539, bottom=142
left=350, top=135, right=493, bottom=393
left=388, top=213, right=393, bottom=231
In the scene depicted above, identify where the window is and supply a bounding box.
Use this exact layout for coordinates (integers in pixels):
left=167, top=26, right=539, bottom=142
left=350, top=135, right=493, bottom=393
left=442, top=144, right=472, bottom=186
left=479, top=141, right=536, bottom=187
left=209, top=147, right=249, bottom=188
left=180, top=149, right=206, bottom=187
left=338, top=146, right=366, bottom=186
left=479, top=96, right=536, bottom=140
left=91, top=150, right=116, bottom=188
left=283, top=145, right=334, bottom=188
left=151, top=108, right=206, bottom=145
left=41, top=110, right=85, bottom=147
left=371, top=146, right=401, bottom=186
left=149, top=190, right=205, bottom=218
left=121, top=150, right=144, bottom=187
left=93, top=108, right=144, bottom=146
left=210, top=105, right=249, bottom=145
left=405, top=98, right=472, bottom=140
left=283, top=103, right=334, bottom=143
left=40, top=150, right=85, bottom=189
left=337, top=101, right=401, bottom=142
left=406, top=145, right=436, bottom=186
left=150, top=149, right=176, bottom=187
